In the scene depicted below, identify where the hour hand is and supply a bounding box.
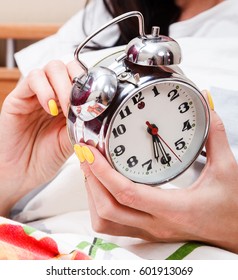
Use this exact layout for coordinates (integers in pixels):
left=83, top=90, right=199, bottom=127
left=152, top=135, right=160, bottom=162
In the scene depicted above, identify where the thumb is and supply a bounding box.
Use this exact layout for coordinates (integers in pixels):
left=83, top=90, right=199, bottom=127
left=204, top=92, right=235, bottom=163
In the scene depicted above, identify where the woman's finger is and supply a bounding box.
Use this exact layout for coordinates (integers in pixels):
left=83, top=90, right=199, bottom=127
left=66, top=60, right=85, bottom=82
left=4, top=69, right=56, bottom=116
left=6, top=60, right=75, bottom=117
left=44, top=60, right=72, bottom=116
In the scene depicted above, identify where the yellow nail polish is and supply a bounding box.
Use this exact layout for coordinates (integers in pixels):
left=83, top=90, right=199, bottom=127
left=82, top=146, right=95, bottom=164
left=207, top=91, right=214, bottom=111
left=74, top=144, right=85, bottom=163
left=48, top=99, right=58, bottom=116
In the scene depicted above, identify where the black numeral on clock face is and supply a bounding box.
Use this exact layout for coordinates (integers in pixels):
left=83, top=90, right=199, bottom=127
left=152, top=86, right=160, bottom=97
left=161, top=154, right=172, bottom=165
left=114, top=145, right=125, bottom=156
left=119, top=106, right=132, bottom=119
left=178, top=102, right=190, bottom=113
left=142, top=159, right=152, bottom=171
left=132, top=92, right=144, bottom=105
left=127, top=156, right=138, bottom=168
left=168, top=89, right=179, bottom=101
left=112, top=124, right=126, bottom=138
left=175, top=138, right=186, bottom=150
left=182, top=120, right=192, bottom=131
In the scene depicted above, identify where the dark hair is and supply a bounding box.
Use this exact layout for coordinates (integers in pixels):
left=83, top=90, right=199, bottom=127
left=83, top=0, right=180, bottom=49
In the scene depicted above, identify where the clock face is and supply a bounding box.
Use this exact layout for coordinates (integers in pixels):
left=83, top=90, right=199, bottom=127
left=106, top=80, right=209, bottom=185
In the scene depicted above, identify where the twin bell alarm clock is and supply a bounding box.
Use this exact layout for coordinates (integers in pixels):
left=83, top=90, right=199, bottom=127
left=67, top=11, right=210, bottom=185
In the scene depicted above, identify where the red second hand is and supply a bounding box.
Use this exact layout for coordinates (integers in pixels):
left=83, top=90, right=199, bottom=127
left=156, top=133, right=182, bottom=162
left=146, top=121, right=182, bottom=162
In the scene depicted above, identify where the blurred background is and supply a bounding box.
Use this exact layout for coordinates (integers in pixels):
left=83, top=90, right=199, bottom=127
left=0, top=0, right=86, bottom=66
left=0, top=0, right=86, bottom=107
left=0, top=0, right=85, bottom=23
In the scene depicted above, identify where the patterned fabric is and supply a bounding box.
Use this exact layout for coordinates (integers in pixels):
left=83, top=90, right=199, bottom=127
left=2, top=215, right=238, bottom=260
left=0, top=217, right=142, bottom=260
left=0, top=217, right=90, bottom=260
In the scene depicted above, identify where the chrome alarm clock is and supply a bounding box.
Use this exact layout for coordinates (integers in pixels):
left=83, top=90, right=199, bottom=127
left=67, top=11, right=210, bottom=185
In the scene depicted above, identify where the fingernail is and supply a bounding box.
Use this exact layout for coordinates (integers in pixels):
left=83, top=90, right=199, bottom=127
left=74, top=144, right=85, bottom=163
left=48, top=99, right=58, bottom=116
left=207, top=91, right=214, bottom=111
left=82, top=146, right=95, bottom=164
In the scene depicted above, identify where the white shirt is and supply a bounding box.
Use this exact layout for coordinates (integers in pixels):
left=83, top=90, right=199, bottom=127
left=15, top=0, right=238, bottom=76
left=169, top=0, right=238, bottom=38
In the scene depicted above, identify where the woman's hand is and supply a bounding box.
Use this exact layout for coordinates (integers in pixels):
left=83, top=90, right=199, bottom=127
left=78, top=105, right=238, bottom=254
left=0, top=60, right=82, bottom=216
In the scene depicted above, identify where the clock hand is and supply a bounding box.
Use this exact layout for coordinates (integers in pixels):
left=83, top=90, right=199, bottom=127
left=146, top=121, right=182, bottom=163
left=155, top=133, right=182, bottom=163
left=146, top=121, right=171, bottom=166
left=146, top=121, right=158, bottom=135
left=152, top=135, right=160, bottom=162
left=146, top=121, right=160, bottom=161
left=154, top=135, right=171, bottom=166
left=146, top=121, right=169, bottom=164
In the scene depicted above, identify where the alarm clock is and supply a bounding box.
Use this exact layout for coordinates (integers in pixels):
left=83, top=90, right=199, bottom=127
left=67, top=11, right=210, bottom=185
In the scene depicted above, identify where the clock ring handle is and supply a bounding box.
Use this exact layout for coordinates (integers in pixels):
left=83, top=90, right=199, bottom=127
left=74, top=11, right=146, bottom=74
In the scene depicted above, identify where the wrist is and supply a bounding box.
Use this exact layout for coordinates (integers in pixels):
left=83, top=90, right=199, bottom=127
left=0, top=167, right=25, bottom=217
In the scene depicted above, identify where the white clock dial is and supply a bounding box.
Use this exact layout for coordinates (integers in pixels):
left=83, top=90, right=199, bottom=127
left=106, top=80, right=209, bottom=185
